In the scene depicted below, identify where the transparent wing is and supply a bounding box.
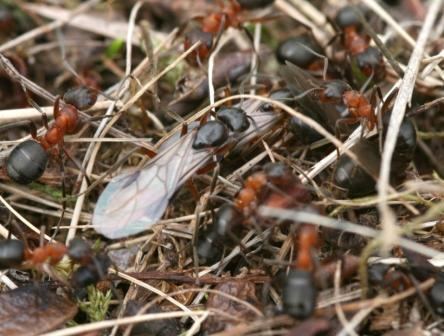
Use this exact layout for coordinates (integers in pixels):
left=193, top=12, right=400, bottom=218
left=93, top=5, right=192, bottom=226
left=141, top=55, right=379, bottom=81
left=93, top=131, right=209, bottom=239
left=93, top=99, right=281, bottom=239
left=280, top=62, right=339, bottom=131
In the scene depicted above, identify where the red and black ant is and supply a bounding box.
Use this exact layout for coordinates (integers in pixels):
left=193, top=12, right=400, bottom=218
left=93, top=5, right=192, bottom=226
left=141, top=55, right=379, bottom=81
left=197, top=162, right=312, bottom=264
left=183, top=0, right=274, bottom=66
left=282, top=224, right=319, bottom=319
left=6, top=86, right=97, bottom=185
left=282, top=63, right=377, bottom=136
left=334, top=5, right=385, bottom=83
left=0, top=237, right=110, bottom=289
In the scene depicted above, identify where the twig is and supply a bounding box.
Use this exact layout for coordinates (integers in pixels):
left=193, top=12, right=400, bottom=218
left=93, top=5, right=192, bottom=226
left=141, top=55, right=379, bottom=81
left=259, top=207, right=443, bottom=259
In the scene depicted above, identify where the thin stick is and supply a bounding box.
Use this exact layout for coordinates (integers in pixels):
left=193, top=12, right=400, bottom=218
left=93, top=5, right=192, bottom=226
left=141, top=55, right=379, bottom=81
left=249, top=23, right=261, bottom=95
left=259, top=207, right=443, bottom=259
left=41, top=310, right=208, bottom=336
left=0, top=195, right=52, bottom=241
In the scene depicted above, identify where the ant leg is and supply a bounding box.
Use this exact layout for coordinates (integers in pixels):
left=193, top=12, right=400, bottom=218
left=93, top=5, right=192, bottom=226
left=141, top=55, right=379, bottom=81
left=21, top=86, right=50, bottom=130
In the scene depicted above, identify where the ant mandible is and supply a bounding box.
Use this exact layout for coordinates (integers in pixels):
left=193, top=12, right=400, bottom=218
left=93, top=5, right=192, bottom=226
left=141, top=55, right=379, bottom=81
left=184, top=0, right=274, bottom=65
left=6, top=86, right=97, bottom=185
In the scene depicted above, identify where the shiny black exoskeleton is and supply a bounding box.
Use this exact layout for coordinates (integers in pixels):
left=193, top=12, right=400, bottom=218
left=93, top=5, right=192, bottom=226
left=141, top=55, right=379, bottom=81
left=276, top=35, right=323, bottom=68
left=197, top=204, right=242, bottom=265
left=216, top=106, right=250, bottom=132
left=192, top=120, right=229, bottom=149
left=282, top=270, right=317, bottom=318
left=0, top=240, right=25, bottom=269
left=71, top=253, right=111, bottom=288
left=334, top=138, right=380, bottom=197
left=67, top=237, right=93, bottom=264
left=335, top=5, right=369, bottom=29
left=237, top=0, right=275, bottom=9
left=6, top=140, right=49, bottom=185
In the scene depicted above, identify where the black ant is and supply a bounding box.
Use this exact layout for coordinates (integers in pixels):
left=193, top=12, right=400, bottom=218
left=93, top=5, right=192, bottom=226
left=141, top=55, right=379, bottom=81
left=6, top=86, right=97, bottom=185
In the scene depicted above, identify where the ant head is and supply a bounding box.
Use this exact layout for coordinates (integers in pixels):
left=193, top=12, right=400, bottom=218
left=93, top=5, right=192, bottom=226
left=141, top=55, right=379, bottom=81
left=276, top=35, right=323, bottom=69
left=63, top=86, right=98, bottom=110
left=184, top=27, right=213, bottom=65
left=335, top=5, right=369, bottom=30
left=320, top=80, right=351, bottom=103
left=68, top=237, right=93, bottom=264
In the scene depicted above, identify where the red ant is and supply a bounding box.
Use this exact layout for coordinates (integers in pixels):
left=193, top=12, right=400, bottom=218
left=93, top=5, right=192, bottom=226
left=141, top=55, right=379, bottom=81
left=6, top=86, right=97, bottom=185
left=0, top=237, right=110, bottom=289
left=282, top=63, right=377, bottom=135
left=183, top=0, right=274, bottom=66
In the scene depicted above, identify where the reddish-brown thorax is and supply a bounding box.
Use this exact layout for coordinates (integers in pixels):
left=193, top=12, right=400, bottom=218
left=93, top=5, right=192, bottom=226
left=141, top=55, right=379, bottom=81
left=342, top=90, right=376, bottom=130
left=343, top=26, right=370, bottom=56
left=296, top=225, right=319, bottom=271
left=25, top=243, right=67, bottom=266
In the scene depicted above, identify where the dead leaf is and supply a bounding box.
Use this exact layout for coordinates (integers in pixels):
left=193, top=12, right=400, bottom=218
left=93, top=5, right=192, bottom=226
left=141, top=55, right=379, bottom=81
left=0, top=284, right=78, bottom=336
